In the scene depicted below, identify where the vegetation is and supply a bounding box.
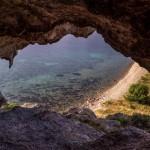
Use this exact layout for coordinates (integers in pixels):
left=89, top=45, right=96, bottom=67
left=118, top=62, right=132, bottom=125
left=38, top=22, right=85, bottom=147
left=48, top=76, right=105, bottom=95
left=95, top=99, right=150, bottom=118
left=124, top=73, right=150, bottom=105
left=95, top=73, right=150, bottom=131
left=140, top=73, right=150, bottom=86
left=2, top=102, right=18, bottom=111
left=95, top=100, right=150, bottom=131
left=115, top=117, right=128, bottom=125
left=124, top=83, right=150, bottom=105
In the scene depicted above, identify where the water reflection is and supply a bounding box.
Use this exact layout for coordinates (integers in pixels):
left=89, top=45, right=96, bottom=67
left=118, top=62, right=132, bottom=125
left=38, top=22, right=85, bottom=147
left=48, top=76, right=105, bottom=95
left=0, top=32, right=133, bottom=111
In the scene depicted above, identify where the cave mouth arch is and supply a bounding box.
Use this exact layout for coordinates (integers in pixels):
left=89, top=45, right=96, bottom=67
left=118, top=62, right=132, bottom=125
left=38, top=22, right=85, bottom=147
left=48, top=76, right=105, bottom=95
left=0, top=1, right=149, bottom=149
left=0, top=0, right=149, bottom=71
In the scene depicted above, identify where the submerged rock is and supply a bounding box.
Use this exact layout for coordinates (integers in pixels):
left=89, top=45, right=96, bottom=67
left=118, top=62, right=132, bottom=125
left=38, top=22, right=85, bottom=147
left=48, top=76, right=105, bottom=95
left=72, top=73, right=81, bottom=76
left=56, top=74, right=64, bottom=77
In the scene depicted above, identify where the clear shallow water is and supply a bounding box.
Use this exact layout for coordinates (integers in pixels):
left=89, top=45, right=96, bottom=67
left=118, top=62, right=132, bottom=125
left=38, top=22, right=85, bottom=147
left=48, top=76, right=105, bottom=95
left=0, top=32, right=133, bottom=111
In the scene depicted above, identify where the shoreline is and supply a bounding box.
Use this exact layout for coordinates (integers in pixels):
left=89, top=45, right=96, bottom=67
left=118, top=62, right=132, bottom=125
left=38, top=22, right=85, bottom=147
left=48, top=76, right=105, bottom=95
left=85, top=62, right=148, bottom=111
left=3, top=62, right=148, bottom=113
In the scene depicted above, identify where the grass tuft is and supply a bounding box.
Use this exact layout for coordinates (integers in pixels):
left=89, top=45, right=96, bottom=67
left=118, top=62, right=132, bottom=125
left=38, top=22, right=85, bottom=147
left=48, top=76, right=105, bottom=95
left=3, top=102, right=18, bottom=111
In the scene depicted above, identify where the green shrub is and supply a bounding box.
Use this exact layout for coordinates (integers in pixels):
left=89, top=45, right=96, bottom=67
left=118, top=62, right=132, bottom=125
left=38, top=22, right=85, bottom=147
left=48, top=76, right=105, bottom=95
left=125, top=83, right=150, bottom=105
left=115, top=118, right=128, bottom=125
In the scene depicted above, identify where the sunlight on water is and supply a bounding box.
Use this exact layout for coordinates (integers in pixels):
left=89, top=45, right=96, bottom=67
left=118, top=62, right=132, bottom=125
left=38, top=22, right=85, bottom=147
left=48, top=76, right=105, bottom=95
left=0, top=32, right=133, bottom=111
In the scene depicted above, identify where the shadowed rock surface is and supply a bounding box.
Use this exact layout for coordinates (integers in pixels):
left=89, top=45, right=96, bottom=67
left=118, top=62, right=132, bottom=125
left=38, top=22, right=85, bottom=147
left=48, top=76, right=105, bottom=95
left=0, top=107, right=104, bottom=150
left=0, top=0, right=150, bottom=70
left=73, top=127, right=150, bottom=150
left=0, top=92, right=7, bottom=107
left=0, top=107, right=149, bottom=150
left=64, top=108, right=122, bottom=133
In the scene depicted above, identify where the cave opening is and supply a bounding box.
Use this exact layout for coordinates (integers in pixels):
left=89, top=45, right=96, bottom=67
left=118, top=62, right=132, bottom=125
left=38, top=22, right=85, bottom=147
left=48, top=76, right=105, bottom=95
left=0, top=1, right=150, bottom=149
left=0, top=32, right=133, bottom=112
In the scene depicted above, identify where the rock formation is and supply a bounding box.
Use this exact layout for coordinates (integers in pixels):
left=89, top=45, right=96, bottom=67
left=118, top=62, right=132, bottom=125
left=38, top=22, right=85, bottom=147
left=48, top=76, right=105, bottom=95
left=0, top=92, right=7, bottom=107
left=0, top=0, right=150, bottom=70
left=0, top=107, right=149, bottom=150
left=0, top=1, right=150, bottom=149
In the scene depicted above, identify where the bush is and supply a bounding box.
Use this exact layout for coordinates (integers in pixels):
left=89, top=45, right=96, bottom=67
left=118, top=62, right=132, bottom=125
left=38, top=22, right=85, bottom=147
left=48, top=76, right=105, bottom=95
left=125, top=83, right=150, bottom=105
left=115, top=118, right=128, bottom=126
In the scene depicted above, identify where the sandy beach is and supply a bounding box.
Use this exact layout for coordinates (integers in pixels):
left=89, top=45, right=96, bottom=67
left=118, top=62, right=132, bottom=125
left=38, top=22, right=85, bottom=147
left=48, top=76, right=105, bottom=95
left=87, top=62, right=148, bottom=111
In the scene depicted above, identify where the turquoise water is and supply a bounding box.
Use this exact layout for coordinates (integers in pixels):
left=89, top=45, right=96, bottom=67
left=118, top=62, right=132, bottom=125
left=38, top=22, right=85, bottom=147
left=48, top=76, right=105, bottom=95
left=0, top=32, right=132, bottom=111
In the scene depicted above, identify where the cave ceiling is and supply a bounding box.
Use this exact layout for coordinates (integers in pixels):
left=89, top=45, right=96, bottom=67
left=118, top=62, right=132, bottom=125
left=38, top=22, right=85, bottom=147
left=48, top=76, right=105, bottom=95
left=0, top=0, right=149, bottom=70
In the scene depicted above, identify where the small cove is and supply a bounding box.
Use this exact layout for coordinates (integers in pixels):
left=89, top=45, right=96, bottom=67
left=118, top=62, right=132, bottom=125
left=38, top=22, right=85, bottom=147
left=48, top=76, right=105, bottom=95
left=0, top=32, right=133, bottom=111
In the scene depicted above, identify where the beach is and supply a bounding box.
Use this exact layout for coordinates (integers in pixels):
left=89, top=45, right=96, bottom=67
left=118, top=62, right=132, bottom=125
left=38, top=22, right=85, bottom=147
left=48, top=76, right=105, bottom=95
left=85, top=62, right=148, bottom=111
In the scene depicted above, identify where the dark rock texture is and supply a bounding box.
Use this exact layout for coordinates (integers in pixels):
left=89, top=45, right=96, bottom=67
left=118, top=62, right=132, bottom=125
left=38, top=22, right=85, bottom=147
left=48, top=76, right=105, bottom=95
left=0, top=0, right=150, bottom=70
left=64, top=108, right=122, bottom=133
left=0, top=107, right=104, bottom=150
left=0, top=92, right=7, bottom=107
left=0, top=107, right=150, bottom=150
left=74, top=127, right=150, bottom=150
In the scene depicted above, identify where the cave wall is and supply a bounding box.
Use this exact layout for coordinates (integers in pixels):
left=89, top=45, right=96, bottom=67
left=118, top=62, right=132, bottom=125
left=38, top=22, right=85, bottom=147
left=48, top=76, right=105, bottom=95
left=0, top=0, right=149, bottom=70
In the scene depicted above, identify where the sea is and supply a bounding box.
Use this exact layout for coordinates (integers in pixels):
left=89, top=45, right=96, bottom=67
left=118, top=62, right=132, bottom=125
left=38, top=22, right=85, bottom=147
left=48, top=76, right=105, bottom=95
left=0, top=32, right=133, bottom=111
